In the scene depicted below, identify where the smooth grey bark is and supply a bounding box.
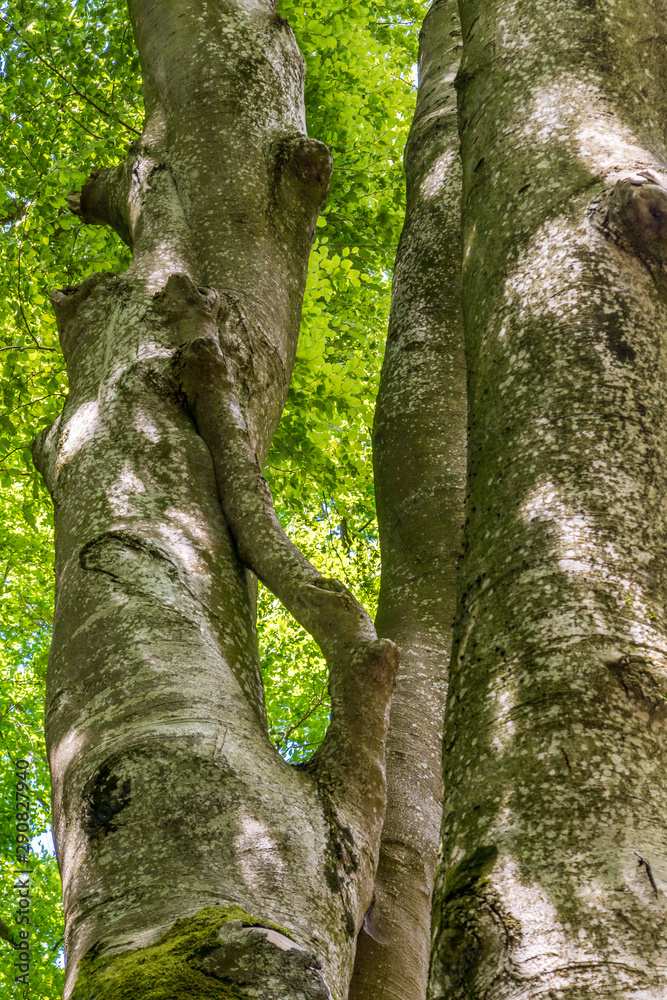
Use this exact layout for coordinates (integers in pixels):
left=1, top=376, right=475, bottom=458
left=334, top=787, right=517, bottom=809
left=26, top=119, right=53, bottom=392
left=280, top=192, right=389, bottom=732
left=32, top=2, right=398, bottom=998
left=429, top=0, right=667, bottom=997
left=349, top=2, right=465, bottom=999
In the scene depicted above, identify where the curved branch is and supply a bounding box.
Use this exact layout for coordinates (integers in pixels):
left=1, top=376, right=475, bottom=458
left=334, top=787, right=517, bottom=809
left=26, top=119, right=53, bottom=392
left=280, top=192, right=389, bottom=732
left=163, top=273, right=398, bottom=782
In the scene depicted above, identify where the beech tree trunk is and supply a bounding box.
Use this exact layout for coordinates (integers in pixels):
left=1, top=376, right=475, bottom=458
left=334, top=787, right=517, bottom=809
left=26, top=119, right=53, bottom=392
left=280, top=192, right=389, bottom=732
left=32, top=3, right=399, bottom=998
left=349, top=1, right=465, bottom=998
left=428, top=0, right=667, bottom=997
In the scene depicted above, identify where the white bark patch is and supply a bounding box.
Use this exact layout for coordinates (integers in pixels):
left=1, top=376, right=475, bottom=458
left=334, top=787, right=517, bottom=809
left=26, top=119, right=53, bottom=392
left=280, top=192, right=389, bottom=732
left=420, top=148, right=458, bottom=200
left=235, top=812, right=288, bottom=893
left=55, top=400, right=100, bottom=470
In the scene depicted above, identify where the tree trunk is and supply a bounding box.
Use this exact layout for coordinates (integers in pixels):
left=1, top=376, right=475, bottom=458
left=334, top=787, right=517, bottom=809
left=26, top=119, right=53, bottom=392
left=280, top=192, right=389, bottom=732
left=429, top=0, right=667, bottom=997
left=32, top=2, right=398, bottom=997
left=349, top=2, right=465, bottom=999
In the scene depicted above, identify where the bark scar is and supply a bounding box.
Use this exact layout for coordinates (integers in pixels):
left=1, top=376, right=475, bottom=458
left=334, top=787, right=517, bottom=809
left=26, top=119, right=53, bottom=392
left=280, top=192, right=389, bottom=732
left=80, top=531, right=180, bottom=586
left=635, top=852, right=659, bottom=897
left=84, top=763, right=131, bottom=840
left=605, top=655, right=667, bottom=718
left=595, top=171, right=667, bottom=268
left=78, top=530, right=203, bottom=617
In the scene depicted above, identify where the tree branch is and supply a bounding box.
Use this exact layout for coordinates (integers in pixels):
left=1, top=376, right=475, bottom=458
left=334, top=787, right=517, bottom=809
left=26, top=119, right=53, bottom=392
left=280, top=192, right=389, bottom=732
left=163, top=273, right=398, bottom=781
left=66, top=151, right=198, bottom=284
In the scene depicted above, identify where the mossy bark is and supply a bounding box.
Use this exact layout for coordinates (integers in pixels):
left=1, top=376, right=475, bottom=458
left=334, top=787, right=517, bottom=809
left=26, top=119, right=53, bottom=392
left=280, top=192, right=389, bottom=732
left=428, top=0, right=667, bottom=997
left=71, top=907, right=333, bottom=1000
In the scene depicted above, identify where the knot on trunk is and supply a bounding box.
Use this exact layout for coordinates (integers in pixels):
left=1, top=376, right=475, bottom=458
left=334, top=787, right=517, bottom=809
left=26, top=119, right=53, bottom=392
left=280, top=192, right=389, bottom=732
left=153, top=273, right=226, bottom=353
left=49, top=272, right=120, bottom=362
left=603, top=652, right=667, bottom=717
left=272, top=135, right=333, bottom=220
left=595, top=171, right=667, bottom=267
left=67, top=161, right=134, bottom=247
left=281, top=136, right=332, bottom=193
left=158, top=273, right=219, bottom=315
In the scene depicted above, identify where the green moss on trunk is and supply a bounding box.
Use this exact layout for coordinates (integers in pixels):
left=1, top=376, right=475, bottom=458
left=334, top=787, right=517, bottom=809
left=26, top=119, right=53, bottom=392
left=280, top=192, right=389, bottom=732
left=71, top=906, right=292, bottom=1000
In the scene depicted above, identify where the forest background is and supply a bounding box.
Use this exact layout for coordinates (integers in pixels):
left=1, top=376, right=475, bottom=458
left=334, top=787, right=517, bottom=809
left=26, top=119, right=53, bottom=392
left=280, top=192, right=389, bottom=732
left=0, top=0, right=428, bottom=994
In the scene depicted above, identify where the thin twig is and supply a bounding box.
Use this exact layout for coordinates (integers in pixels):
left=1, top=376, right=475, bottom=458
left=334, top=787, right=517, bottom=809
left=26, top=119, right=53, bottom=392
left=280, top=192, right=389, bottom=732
left=0, top=344, right=56, bottom=353
left=276, top=690, right=327, bottom=749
